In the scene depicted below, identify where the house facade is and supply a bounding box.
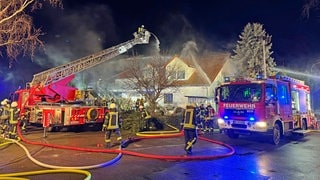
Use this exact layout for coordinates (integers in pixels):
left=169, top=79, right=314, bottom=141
left=113, top=52, right=235, bottom=109
left=161, top=52, right=234, bottom=108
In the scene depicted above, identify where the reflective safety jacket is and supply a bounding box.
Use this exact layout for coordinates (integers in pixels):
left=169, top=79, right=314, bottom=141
left=183, top=107, right=200, bottom=129
left=9, top=107, right=19, bottom=125
left=105, top=111, right=119, bottom=130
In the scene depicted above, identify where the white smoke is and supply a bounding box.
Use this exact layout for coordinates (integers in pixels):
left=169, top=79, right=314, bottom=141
left=180, top=41, right=199, bottom=59
left=33, top=3, right=120, bottom=90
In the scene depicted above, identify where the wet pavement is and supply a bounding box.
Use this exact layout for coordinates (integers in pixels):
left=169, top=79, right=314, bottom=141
left=1, top=126, right=320, bottom=179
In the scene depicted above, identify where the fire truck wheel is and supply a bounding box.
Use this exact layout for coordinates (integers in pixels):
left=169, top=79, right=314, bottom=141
left=227, top=130, right=239, bottom=139
left=272, top=123, right=281, bottom=145
left=87, top=108, right=99, bottom=121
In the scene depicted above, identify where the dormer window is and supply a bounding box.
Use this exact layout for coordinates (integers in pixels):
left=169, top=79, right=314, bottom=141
left=176, top=70, right=185, bottom=80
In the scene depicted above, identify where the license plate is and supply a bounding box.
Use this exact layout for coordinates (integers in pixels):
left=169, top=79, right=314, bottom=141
left=233, top=120, right=245, bottom=124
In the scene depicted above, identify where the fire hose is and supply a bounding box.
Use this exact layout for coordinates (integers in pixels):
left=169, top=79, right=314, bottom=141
left=0, top=123, right=235, bottom=179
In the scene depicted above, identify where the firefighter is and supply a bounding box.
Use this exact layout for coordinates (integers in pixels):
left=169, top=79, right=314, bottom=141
left=0, top=99, right=10, bottom=136
left=183, top=103, right=200, bottom=155
left=8, top=101, right=19, bottom=139
left=20, top=108, right=30, bottom=132
left=101, top=97, right=107, bottom=107
left=139, top=105, right=152, bottom=131
left=199, top=103, right=206, bottom=131
left=204, top=103, right=215, bottom=132
left=138, top=25, right=145, bottom=35
left=102, top=102, right=122, bottom=148
left=135, top=98, right=140, bottom=111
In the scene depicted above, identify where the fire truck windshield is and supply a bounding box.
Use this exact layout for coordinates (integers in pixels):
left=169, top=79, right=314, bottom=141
left=219, top=84, right=262, bottom=103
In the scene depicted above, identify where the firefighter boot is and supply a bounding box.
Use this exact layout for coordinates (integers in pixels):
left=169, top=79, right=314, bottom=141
left=184, top=145, right=192, bottom=155
left=105, top=139, right=111, bottom=148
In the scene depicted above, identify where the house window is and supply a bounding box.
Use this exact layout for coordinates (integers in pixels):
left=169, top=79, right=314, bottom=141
left=176, top=70, right=185, bottom=80
left=164, top=93, right=173, bottom=104
left=188, top=97, right=207, bottom=105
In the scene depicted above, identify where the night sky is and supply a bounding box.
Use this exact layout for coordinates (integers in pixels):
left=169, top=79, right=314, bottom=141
left=1, top=0, right=320, bottom=100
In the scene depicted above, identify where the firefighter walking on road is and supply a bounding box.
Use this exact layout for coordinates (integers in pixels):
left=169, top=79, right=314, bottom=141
left=183, top=103, right=200, bottom=155
left=8, top=101, right=20, bottom=139
left=0, top=99, right=10, bottom=137
left=204, top=103, right=215, bottom=132
left=102, top=102, right=122, bottom=148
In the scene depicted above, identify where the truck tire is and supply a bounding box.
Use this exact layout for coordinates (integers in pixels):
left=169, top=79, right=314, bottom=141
left=227, top=129, right=239, bottom=139
left=87, top=108, right=98, bottom=121
left=272, top=123, right=281, bottom=145
left=47, top=126, right=61, bottom=132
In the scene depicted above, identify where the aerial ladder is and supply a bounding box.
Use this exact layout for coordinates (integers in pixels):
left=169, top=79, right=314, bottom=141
left=14, top=26, right=153, bottom=130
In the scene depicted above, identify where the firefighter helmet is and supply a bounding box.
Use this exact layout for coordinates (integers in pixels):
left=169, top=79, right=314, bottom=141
left=1, top=100, right=7, bottom=105
left=11, top=101, right=18, bottom=108
left=109, top=103, right=116, bottom=109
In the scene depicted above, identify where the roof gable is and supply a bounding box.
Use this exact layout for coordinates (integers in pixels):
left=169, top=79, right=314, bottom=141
left=174, top=52, right=230, bottom=86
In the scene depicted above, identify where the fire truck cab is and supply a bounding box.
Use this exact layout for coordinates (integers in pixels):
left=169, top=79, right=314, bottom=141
left=215, top=75, right=317, bottom=145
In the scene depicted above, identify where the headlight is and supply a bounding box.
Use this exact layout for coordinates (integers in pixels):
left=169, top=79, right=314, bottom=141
left=255, top=122, right=267, bottom=128
left=217, top=118, right=225, bottom=124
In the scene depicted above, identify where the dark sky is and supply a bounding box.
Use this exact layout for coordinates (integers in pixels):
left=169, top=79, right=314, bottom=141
left=1, top=0, right=320, bottom=100
left=46, top=0, right=320, bottom=67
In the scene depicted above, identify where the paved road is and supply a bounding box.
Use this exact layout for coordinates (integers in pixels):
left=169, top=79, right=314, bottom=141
left=1, top=127, right=320, bottom=180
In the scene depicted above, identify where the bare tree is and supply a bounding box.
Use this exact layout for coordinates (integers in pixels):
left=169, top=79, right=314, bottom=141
left=0, top=0, right=62, bottom=67
left=124, top=55, right=178, bottom=114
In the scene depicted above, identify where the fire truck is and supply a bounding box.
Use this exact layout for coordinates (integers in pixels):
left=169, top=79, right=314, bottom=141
left=215, top=74, right=317, bottom=145
left=13, top=26, right=152, bottom=131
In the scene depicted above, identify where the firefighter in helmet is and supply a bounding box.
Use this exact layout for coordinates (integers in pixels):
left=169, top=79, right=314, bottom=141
left=8, top=101, right=20, bottom=139
left=183, top=103, right=200, bottom=155
left=20, top=108, right=30, bottom=132
left=138, top=25, right=145, bottom=35
left=0, top=99, right=10, bottom=136
left=102, top=102, right=122, bottom=148
left=204, top=103, right=215, bottom=132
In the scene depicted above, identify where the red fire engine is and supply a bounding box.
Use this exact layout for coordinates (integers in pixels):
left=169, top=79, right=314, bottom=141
left=13, top=26, right=152, bottom=131
left=215, top=74, right=317, bottom=145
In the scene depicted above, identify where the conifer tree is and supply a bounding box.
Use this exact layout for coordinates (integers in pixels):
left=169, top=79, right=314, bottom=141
left=231, top=22, right=276, bottom=78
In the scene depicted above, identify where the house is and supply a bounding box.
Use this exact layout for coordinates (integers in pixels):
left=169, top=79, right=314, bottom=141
left=162, top=52, right=234, bottom=108
left=112, top=52, right=235, bottom=109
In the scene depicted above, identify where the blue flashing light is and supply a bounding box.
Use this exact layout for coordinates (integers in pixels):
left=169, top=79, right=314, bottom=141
left=223, top=115, right=229, bottom=120
left=249, top=117, right=255, bottom=121
left=256, top=74, right=263, bottom=80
